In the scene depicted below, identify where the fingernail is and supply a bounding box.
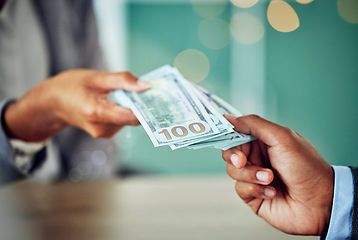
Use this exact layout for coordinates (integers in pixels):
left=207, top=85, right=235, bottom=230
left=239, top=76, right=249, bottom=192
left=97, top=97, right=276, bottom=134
left=256, top=171, right=269, bottom=182
left=224, top=114, right=236, bottom=120
left=264, top=187, right=275, bottom=198
left=137, top=79, right=151, bottom=88
left=230, top=154, right=240, bottom=168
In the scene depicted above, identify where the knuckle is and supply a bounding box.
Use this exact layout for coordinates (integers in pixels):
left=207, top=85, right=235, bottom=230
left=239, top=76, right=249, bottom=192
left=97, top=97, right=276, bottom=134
left=88, top=129, right=101, bottom=138
left=119, top=71, right=133, bottom=80
left=235, top=182, right=246, bottom=198
left=88, top=126, right=106, bottom=139
left=280, top=127, right=298, bottom=144
left=226, top=164, right=235, bottom=178
left=101, top=133, right=113, bottom=139
left=246, top=184, right=256, bottom=195
left=281, top=126, right=294, bottom=135
left=242, top=168, right=252, bottom=181
left=83, top=105, right=102, bottom=122
left=88, top=125, right=121, bottom=139
left=246, top=114, right=261, bottom=121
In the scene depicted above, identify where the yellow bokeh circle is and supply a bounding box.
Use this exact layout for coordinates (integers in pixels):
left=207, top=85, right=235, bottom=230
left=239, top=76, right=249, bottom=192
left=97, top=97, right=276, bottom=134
left=296, top=0, right=314, bottom=4
left=230, top=12, right=265, bottom=45
left=267, top=0, right=300, bottom=33
left=174, top=49, right=210, bottom=83
left=230, top=0, right=259, bottom=8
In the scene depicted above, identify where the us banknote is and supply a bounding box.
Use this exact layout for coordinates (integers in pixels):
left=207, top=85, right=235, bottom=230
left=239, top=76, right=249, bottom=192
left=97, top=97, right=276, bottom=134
left=186, top=85, right=255, bottom=150
left=113, top=65, right=219, bottom=147
left=113, top=65, right=254, bottom=150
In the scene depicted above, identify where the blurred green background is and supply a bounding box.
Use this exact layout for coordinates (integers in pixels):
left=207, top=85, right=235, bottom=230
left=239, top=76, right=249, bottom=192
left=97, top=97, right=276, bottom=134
left=95, top=0, right=358, bottom=175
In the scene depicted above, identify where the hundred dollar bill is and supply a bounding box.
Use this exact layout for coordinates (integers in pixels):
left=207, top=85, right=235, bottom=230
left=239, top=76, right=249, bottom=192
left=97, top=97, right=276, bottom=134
left=194, top=84, right=242, bottom=117
left=169, top=97, right=234, bottom=150
left=187, top=85, right=253, bottom=149
left=216, top=136, right=256, bottom=150
left=113, top=65, right=219, bottom=147
left=168, top=70, right=234, bottom=150
left=187, top=133, right=255, bottom=150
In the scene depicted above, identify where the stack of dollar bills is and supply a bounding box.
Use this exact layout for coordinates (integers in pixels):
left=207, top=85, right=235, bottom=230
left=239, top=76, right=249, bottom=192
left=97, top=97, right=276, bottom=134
left=114, top=65, right=255, bottom=150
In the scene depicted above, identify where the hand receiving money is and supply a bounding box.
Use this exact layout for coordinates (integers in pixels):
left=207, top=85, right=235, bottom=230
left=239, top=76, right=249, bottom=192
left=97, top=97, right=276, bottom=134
left=114, top=65, right=254, bottom=150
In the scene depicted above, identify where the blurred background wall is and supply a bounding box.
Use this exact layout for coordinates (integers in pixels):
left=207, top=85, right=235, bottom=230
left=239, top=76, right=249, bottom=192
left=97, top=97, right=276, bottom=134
left=94, top=0, right=358, bottom=175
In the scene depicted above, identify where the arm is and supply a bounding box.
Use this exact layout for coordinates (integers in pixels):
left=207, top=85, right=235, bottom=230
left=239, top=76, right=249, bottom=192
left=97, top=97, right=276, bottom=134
left=4, top=69, right=149, bottom=142
left=1, top=69, right=149, bottom=184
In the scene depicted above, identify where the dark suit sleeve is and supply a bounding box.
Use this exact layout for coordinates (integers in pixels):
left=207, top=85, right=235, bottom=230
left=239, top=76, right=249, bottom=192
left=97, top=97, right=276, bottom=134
left=0, top=99, right=47, bottom=185
left=349, top=166, right=358, bottom=239
left=0, top=99, right=25, bottom=184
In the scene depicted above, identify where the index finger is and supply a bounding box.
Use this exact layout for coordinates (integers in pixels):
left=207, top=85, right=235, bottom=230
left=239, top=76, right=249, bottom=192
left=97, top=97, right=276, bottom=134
left=92, top=71, right=151, bottom=92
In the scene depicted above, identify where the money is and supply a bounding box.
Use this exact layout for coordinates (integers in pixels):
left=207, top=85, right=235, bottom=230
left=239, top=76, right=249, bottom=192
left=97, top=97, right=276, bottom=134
left=113, top=65, right=255, bottom=150
left=185, top=84, right=255, bottom=150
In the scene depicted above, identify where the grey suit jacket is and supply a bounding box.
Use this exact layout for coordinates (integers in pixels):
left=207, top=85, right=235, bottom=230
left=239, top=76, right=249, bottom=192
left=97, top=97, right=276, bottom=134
left=0, top=0, right=117, bottom=184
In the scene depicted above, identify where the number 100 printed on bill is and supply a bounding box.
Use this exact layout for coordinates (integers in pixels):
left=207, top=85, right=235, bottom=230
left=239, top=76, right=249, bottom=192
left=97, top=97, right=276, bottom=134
left=155, top=121, right=210, bottom=142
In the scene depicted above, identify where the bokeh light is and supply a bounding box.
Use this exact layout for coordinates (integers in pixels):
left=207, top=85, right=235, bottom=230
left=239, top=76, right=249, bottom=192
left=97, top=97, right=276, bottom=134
left=78, top=160, right=92, bottom=176
left=174, top=49, right=210, bottom=83
left=91, top=150, right=107, bottom=166
left=296, top=0, right=314, bottom=4
left=69, top=167, right=83, bottom=182
left=230, top=12, right=265, bottom=45
left=267, top=0, right=300, bottom=33
left=338, top=0, right=358, bottom=24
left=198, top=18, right=231, bottom=49
left=230, top=0, right=259, bottom=8
left=191, top=0, right=228, bottom=17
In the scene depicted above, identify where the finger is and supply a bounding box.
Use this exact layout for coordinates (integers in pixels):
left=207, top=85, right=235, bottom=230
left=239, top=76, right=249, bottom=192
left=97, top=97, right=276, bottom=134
left=89, top=123, right=123, bottom=139
left=224, top=114, right=294, bottom=147
left=235, top=181, right=276, bottom=202
left=222, top=147, right=247, bottom=168
left=93, top=71, right=151, bottom=92
left=85, top=100, right=140, bottom=126
left=104, top=105, right=140, bottom=126
left=226, top=164, right=274, bottom=185
left=82, top=105, right=139, bottom=138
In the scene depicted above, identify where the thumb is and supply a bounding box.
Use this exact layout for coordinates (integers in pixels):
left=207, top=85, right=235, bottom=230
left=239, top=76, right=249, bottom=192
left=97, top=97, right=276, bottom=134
left=93, top=71, right=151, bottom=92
left=224, top=114, right=292, bottom=147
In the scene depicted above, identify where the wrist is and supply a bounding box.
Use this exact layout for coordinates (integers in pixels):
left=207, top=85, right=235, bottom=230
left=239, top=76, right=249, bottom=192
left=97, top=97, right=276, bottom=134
left=319, top=166, right=335, bottom=236
left=1, top=99, right=17, bottom=138
left=4, top=89, right=67, bottom=141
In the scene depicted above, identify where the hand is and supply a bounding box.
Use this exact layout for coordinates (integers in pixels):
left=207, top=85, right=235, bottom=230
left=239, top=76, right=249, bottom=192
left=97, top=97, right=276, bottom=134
left=222, top=114, right=334, bottom=236
left=4, top=69, right=150, bottom=142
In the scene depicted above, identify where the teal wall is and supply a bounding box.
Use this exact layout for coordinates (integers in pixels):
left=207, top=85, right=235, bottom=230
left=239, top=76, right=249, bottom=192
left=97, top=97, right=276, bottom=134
left=265, top=0, right=358, bottom=166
